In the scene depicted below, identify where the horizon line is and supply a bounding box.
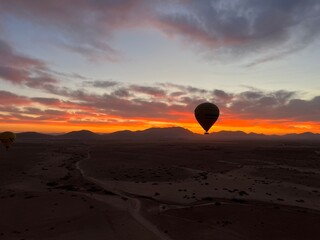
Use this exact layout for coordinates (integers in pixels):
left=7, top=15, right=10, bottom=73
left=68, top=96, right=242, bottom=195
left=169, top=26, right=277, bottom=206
left=11, top=127, right=318, bottom=136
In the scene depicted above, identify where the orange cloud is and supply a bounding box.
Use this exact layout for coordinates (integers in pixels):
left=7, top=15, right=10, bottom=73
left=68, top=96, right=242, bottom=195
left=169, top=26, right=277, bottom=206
left=1, top=82, right=320, bottom=135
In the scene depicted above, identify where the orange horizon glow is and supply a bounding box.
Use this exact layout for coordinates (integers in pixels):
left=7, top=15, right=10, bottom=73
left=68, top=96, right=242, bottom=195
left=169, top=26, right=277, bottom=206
left=1, top=1, right=320, bottom=138
left=0, top=117, right=319, bottom=135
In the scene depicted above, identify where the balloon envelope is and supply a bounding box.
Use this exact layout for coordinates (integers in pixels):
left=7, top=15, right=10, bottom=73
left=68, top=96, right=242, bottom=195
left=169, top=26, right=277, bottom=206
left=194, top=103, right=219, bottom=134
left=0, top=131, right=16, bottom=149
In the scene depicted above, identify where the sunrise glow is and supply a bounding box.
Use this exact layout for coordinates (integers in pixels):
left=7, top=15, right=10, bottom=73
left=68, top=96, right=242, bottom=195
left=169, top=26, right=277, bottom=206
left=0, top=1, right=319, bottom=135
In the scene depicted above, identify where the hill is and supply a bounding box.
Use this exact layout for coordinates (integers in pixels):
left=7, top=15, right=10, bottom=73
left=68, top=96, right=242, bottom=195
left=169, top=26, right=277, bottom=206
left=16, top=132, right=55, bottom=140
left=56, top=130, right=101, bottom=139
left=15, top=128, right=320, bottom=141
left=103, top=127, right=195, bottom=140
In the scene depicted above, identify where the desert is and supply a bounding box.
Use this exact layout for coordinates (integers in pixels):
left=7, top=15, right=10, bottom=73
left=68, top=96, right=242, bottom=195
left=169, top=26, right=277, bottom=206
left=1, top=131, right=320, bottom=240
left=2, top=1, right=320, bottom=239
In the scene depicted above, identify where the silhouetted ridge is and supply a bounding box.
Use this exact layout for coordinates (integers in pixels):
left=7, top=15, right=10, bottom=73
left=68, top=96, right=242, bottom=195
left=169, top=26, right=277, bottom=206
left=209, top=131, right=268, bottom=139
left=136, top=127, right=194, bottom=138
left=211, top=131, right=247, bottom=138
left=103, top=127, right=194, bottom=140
left=57, top=130, right=101, bottom=139
left=106, top=130, right=134, bottom=140
left=16, top=132, right=54, bottom=140
left=14, top=128, right=320, bottom=141
left=282, top=132, right=320, bottom=140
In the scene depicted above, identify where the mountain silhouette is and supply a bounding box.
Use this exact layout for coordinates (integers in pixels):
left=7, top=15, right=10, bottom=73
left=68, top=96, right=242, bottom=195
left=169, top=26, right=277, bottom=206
left=16, top=132, right=55, bottom=140
left=207, top=131, right=271, bottom=140
left=281, top=132, right=320, bottom=140
left=15, top=127, right=320, bottom=141
left=103, top=127, right=194, bottom=140
left=57, top=130, right=101, bottom=139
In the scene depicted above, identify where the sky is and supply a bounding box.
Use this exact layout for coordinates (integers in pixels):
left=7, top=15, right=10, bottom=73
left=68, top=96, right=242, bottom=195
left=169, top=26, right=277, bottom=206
left=0, top=0, right=320, bottom=135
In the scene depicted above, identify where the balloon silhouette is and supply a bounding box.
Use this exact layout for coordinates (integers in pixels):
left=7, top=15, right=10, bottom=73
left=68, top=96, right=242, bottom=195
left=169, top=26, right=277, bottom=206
left=194, top=102, right=220, bottom=134
left=0, top=131, right=16, bottom=150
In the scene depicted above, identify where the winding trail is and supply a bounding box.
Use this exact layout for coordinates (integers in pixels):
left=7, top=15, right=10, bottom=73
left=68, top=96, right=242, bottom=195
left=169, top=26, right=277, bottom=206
left=75, top=150, right=174, bottom=240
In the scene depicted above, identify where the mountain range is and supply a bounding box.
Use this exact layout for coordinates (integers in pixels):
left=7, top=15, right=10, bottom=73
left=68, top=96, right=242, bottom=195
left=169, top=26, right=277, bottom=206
left=15, top=127, right=320, bottom=141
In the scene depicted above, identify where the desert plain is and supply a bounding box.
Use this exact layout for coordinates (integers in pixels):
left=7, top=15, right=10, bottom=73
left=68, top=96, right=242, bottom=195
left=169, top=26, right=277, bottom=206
left=0, top=139, right=320, bottom=240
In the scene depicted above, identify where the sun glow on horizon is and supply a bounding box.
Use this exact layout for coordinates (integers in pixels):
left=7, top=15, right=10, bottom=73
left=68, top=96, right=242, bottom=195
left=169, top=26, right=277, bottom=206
left=1, top=1, right=320, bottom=136
left=1, top=118, right=319, bottom=135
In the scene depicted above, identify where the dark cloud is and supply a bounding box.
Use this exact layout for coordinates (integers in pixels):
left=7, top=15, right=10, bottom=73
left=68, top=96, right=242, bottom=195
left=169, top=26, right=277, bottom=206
left=276, top=96, right=320, bottom=121
left=0, top=0, right=150, bottom=61
left=0, top=39, right=45, bottom=68
left=0, top=65, right=29, bottom=84
left=31, top=97, right=61, bottom=105
left=0, top=90, right=31, bottom=105
left=129, top=85, right=166, bottom=97
left=227, top=89, right=320, bottom=121
left=0, top=39, right=49, bottom=85
left=241, top=91, right=264, bottom=100
left=158, top=83, right=210, bottom=96
left=0, top=106, right=24, bottom=114
left=83, top=80, right=119, bottom=88
left=48, top=70, right=89, bottom=80
left=1, top=1, right=319, bottom=63
left=40, top=82, right=320, bottom=121
left=0, top=39, right=59, bottom=88
left=1, top=82, right=320, bottom=123
left=170, top=91, right=185, bottom=97
left=111, top=88, right=132, bottom=98
left=25, top=76, right=58, bottom=89
left=212, top=89, right=233, bottom=102
left=156, top=0, right=320, bottom=64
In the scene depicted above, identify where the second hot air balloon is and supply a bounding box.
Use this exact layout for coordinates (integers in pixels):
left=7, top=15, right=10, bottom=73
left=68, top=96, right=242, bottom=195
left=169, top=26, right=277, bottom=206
left=194, top=102, right=219, bottom=134
left=0, top=131, right=16, bottom=150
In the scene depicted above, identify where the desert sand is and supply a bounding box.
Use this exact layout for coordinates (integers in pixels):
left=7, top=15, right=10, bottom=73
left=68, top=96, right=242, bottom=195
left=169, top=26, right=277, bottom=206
left=0, top=139, right=320, bottom=239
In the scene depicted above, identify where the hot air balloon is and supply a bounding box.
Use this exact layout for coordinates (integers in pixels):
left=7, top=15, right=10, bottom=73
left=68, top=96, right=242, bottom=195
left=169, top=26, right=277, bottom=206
left=0, top=131, right=16, bottom=150
left=194, top=102, right=219, bottom=134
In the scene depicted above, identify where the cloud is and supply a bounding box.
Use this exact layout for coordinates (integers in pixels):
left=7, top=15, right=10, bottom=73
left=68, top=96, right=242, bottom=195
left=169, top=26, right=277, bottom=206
left=212, top=89, right=233, bottom=102
left=111, top=88, right=132, bottom=98
left=31, top=97, right=62, bottom=105
left=1, top=0, right=320, bottom=64
left=0, top=39, right=60, bottom=88
left=276, top=96, right=320, bottom=121
left=61, top=42, right=120, bottom=62
left=227, top=89, right=320, bottom=121
left=156, top=0, right=320, bottom=64
left=46, top=85, right=320, bottom=122
left=0, top=39, right=45, bottom=68
left=0, top=90, right=31, bottom=105
left=48, top=70, right=89, bottom=80
left=0, top=65, right=29, bottom=84
left=0, top=0, right=150, bottom=61
left=1, top=80, right=320, bottom=126
left=129, top=85, right=166, bottom=98
left=83, top=80, right=120, bottom=88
